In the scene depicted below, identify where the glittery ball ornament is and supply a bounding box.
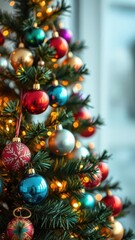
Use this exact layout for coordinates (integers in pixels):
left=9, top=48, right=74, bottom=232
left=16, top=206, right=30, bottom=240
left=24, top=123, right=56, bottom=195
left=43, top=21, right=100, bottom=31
left=19, top=168, right=48, bottom=204
left=58, top=28, right=73, bottom=43
left=24, top=27, right=45, bottom=47
left=47, top=32, right=68, bottom=59
left=47, top=81, right=68, bottom=107
left=7, top=217, right=34, bottom=240
left=102, top=195, right=123, bottom=217
left=0, top=31, right=5, bottom=45
left=22, top=83, right=49, bottom=114
left=48, top=124, right=75, bottom=156
left=10, top=44, right=34, bottom=70
left=2, top=137, right=31, bottom=171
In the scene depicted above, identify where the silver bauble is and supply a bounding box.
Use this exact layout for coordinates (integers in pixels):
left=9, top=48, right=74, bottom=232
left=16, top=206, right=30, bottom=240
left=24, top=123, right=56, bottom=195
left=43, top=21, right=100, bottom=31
left=48, top=125, right=75, bottom=156
left=67, top=146, right=90, bottom=160
left=0, top=57, right=8, bottom=70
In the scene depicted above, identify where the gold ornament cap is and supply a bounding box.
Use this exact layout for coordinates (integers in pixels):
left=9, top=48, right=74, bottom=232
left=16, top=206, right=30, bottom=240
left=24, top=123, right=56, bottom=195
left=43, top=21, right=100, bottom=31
left=52, top=31, right=59, bottom=38
left=28, top=168, right=36, bottom=175
left=38, top=60, right=45, bottom=67
left=56, top=124, right=63, bottom=130
left=12, top=137, right=21, bottom=142
left=33, top=83, right=40, bottom=90
left=52, top=79, right=58, bottom=86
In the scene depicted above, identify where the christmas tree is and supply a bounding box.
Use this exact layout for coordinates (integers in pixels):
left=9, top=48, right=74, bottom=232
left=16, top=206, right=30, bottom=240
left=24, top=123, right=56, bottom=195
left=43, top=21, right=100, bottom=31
left=0, top=0, right=134, bottom=239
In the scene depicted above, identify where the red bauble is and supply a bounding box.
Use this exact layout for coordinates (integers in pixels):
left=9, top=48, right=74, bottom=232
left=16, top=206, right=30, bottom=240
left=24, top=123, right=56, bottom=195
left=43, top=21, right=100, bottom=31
left=99, top=162, right=109, bottom=181
left=80, top=125, right=96, bottom=138
left=74, top=108, right=90, bottom=121
left=7, top=217, right=34, bottom=240
left=2, top=142, right=31, bottom=171
left=82, top=166, right=102, bottom=189
left=48, top=36, right=68, bottom=59
left=102, top=195, right=123, bottom=217
left=22, top=89, right=49, bottom=114
left=0, top=31, right=5, bottom=45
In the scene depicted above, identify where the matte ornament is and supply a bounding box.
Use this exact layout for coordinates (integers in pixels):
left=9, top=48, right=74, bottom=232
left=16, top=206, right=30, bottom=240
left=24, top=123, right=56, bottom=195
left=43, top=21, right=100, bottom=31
left=7, top=217, right=34, bottom=240
left=19, top=174, right=48, bottom=204
left=0, top=31, right=5, bottom=45
left=81, top=193, right=95, bottom=209
left=0, top=57, right=8, bottom=70
left=67, top=146, right=90, bottom=161
left=48, top=36, right=68, bottom=59
left=47, top=85, right=68, bottom=107
left=99, top=162, right=109, bottom=181
left=48, top=127, right=75, bottom=156
left=22, top=89, right=49, bottom=114
left=102, top=195, right=123, bottom=217
left=24, top=27, right=46, bottom=47
left=0, top=178, right=3, bottom=194
left=2, top=142, right=31, bottom=171
left=10, top=48, right=33, bottom=70
left=58, top=28, right=73, bottom=43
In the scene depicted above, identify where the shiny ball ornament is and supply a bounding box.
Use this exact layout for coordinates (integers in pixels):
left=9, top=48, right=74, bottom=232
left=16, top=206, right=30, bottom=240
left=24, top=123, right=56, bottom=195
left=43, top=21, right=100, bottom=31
left=0, top=178, right=3, bottom=194
left=24, top=27, right=46, bottom=47
left=22, top=85, right=49, bottom=114
left=7, top=217, right=34, bottom=240
left=0, top=57, right=8, bottom=71
left=81, top=193, right=95, bottom=209
left=101, top=220, right=124, bottom=240
left=82, top=166, right=102, bottom=189
left=74, top=108, right=90, bottom=121
left=99, top=162, right=109, bottom=181
left=80, top=125, right=96, bottom=138
left=67, top=146, right=90, bottom=161
left=19, top=170, right=48, bottom=204
left=63, top=54, right=83, bottom=71
left=58, top=28, right=73, bottom=43
left=48, top=125, right=75, bottom=156
left=2, top=140, right=31, bottom=171
left=47, top=84, right=68, bottom=107
left=47, top=35, right=68, bottom=59
left=102, top=195, right=123, bottom=217
left=10, top=47, right=34, bottom=70
left=0, top=31, right=5, bottom=45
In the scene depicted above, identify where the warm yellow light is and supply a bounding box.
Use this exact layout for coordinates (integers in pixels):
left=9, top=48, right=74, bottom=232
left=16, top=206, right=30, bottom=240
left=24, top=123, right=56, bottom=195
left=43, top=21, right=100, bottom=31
left=40, top=140, right=46, bottom=146
left=79, top=164, right=83, bottom=170
left=79, top=76, right=84, bottom=82
left=22, top=131, right=26, bottom=136
left=88, top=126, right=94, bottom=132
left=46, top=7, right=52, bottom=14
left=3, top=30, right=9, bottom=37
left=51, top=58, right=57, bottom=63
left=8, top=119, right=13, bottom=123
left=39, top=1, right=46, bottom=7
left=43, top=25, right=49, bottom=31
left=60, top=193, right=69, bottom=199
left=47, top=131, right=52, bottom=136
left=73, top=121, right=79, bottom=128
left=10, top=1, right=15, bottom=7
left=37, top=12, right=43, bottom=18
left=71, top=199, right=81, bottom=209
left=56, top=181, right=62, bottom=188
left=76, top=140, right=81, bottom=149
left=73, top=83, right=82, bottom=93
left=89, top=142, right=95, bottom=149
left=53, top=63, right=58, bottom=69
left=3, top=97, right=9, bottom=103
left=36, top=144, right=41, bottom=150
left=62, top=80, right=68, bottom=86
left=6, top=125, right=9, bottom=131
left=83, top=176, right=90, bottom=183
left=95, top=194, right=102, bottom=201
left=50, top=183, right=56, bottom=190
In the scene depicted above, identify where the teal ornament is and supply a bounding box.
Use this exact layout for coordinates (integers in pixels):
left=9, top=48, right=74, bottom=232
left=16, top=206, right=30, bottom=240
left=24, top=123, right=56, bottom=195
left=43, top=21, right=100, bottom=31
left=47, top=84, right=68, bottom=107
left=24, top=27, right=46, bottom=47
left=81, top=193, right=95, bottom=209
left=0, top=178, right=3, bottom=194
left=19, top=172, right=48, bottom=204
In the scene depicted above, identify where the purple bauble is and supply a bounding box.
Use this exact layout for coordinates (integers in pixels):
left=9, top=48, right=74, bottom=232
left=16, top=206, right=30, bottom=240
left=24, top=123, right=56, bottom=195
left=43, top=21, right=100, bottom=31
left=58, top=28, right=73, bottom=43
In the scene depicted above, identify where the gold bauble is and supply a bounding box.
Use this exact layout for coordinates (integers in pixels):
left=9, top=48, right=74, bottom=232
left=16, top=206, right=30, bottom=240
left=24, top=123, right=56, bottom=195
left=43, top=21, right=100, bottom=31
left=62, top=55, right=83, bottom=71
left=10, top=48, right=34, bottom=70
left=101, top=220, right=124, bottom=240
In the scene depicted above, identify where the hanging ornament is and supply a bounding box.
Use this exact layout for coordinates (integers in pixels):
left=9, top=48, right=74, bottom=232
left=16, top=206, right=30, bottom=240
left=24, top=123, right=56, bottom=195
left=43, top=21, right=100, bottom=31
left=0, top=57, right=8, bottom=71
left=80, top=124, right=96, bottom=138
left=74, top=108, right=90, bottom=121
left=2, top=137, right=31, bottom=171
left=24, top=26, right=46, bottom=48
left=19, top=168, right=48, bottom=204
left=48, top=124, right=75, bottom=156
left=62, top=52, right=83, bottom=71
left=67, top=145, right=90, bottom=161
left=0, top=31, right=5, bottom=45
left=99, top=162, right=109, bottom=181
left=101, top=217, right=124, bottom=240
left=10, top=43, right=34, bottom=71
left=58, top=28, right=73, bottom=43
left=102, top=193, right=123, bottom=217
left=71, top=192, right=95, bottom=210
left=47, top=31, right=68, bottom=59
left=22, top=83, right=49, bottom=114
left=7, top=207, right=34, bottom=240
left=47, top=80, right=68, bottom=107
left=0, top=178, right=3, bottom=194
left=81, top=166, right=102, bottom=189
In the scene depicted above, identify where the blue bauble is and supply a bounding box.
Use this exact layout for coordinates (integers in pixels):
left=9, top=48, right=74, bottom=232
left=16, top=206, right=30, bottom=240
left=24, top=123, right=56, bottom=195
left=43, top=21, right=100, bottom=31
left=19, top=174, right=48, bottom=204
left=24, top=27, right=46, bottom=47
left=47, top=85, right=68, bottom=107
left=0, top=178, right=3, bottom=194
left=81, top=193, right=95, bottom=209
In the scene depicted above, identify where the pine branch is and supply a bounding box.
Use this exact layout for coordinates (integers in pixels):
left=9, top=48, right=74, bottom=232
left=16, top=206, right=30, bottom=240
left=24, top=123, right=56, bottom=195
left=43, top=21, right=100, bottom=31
left=36, top=44, right=57, bottom=64
left=69, top=41, right=87, bottom=53
left=97, top=178, right=121, bottom=192
left=97, top=150, right=112, bottom=162
left=2, top=100, right=19, bottom=117
left=31, top=151, right=53, bottom=172
left=123, top=229, right=135, bottom=240
left=13, top=0, right=33, bottom=20
left=0, top=10, right=20, bottom=34
left=66, top=94, right=91, bottom=112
